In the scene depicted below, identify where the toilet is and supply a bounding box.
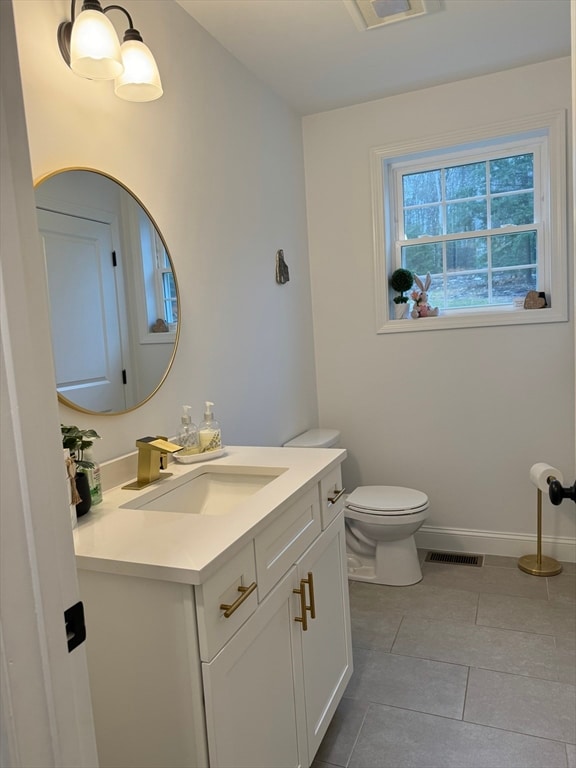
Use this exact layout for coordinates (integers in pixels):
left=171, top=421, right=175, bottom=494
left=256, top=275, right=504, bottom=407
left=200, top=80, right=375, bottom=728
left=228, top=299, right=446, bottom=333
left=283, top=429, right=429, bottom=586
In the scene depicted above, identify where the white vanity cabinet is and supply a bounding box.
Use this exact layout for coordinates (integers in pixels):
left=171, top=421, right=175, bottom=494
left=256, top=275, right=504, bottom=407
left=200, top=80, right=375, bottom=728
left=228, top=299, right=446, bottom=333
left=75, top=451, right=351, bottom=768
left=202, top=512, right=351, bottom=768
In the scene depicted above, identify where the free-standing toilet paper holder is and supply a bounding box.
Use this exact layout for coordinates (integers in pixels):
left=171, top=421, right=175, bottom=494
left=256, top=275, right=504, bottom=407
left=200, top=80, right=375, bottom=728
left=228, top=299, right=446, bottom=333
left=518, top=466, right=563, bottom=577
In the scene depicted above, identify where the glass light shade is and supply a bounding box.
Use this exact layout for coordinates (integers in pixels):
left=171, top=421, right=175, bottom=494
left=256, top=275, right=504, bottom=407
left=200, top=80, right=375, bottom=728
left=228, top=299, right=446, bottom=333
left=114, top=40, right=163, bottom=102
left=69, top=9, right=124, bottom=80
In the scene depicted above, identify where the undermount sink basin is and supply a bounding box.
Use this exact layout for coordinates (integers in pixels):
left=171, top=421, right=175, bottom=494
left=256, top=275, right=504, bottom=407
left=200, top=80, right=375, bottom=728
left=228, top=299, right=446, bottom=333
left=121, top=465, right=287, bottom=516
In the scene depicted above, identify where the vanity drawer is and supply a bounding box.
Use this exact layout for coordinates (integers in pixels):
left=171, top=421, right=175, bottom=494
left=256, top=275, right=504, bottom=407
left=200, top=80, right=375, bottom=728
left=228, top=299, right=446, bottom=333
left=195, top=540, right=257, bottom=662
left=320, top=466, right=345, bottom=528
left=254, top=485, right=321, bottom=597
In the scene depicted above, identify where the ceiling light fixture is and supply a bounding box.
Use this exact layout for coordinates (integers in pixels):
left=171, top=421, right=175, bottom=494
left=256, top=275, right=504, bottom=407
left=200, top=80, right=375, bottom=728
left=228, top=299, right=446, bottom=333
left=57, top=0, right=163, bottom=102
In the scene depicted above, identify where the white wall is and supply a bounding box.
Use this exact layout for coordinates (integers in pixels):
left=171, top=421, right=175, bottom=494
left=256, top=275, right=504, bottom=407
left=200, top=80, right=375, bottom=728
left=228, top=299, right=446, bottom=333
left=12, top=0, right=318, bottom=459
left=303, top=59, right=575, bottom=554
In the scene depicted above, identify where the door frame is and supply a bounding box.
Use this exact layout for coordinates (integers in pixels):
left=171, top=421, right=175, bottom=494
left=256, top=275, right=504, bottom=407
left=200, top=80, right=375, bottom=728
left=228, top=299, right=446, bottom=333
left=0, top=2, right=98, bottom=765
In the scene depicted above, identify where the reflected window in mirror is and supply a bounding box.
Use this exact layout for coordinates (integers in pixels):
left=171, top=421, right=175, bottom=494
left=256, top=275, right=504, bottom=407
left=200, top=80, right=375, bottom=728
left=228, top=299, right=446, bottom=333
left=35, top=169, right=180, bottom=415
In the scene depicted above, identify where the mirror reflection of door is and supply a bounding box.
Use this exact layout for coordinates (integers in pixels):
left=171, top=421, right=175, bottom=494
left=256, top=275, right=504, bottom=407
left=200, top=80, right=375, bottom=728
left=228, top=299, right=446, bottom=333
left=38, top=210, right=128, bottom=413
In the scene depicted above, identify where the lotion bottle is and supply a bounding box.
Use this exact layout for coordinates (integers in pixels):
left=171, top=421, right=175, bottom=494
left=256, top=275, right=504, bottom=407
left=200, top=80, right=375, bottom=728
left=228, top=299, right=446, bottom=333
left=199, top=401, right=222, bottom=452
left=178, top=405, right=200, bottom=455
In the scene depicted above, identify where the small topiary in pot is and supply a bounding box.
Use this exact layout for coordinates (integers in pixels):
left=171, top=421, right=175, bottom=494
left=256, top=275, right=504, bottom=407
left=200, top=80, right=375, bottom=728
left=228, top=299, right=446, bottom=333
left=390, top=268, right=414, bottom=304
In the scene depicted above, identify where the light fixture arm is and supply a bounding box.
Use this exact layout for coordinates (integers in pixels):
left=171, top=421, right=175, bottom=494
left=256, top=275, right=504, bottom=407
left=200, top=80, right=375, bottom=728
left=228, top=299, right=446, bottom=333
left=102, top=5, right=144, bottom=43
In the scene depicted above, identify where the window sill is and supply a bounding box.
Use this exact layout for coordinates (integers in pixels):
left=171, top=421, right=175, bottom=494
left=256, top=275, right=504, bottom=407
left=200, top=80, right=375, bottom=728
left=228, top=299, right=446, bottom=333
left=140, top=331, right=177, bottom=345
left=377, top=306, right=567, bottom=334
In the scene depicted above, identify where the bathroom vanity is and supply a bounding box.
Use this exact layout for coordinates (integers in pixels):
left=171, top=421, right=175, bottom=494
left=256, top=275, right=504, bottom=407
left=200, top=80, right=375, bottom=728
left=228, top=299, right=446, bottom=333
left=73, top=446, right=352, bottom=768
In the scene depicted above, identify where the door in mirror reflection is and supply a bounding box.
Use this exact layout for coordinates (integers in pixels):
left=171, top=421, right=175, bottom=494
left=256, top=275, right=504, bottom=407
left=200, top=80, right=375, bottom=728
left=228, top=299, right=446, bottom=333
left=38, top=209, right=127, bottom=412
left=35, top=169, right=179, bottom=414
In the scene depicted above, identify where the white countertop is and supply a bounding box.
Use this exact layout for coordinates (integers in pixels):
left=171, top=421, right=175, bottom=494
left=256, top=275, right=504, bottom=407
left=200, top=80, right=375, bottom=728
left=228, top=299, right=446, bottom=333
left=73, top=445, right=346, bottom=585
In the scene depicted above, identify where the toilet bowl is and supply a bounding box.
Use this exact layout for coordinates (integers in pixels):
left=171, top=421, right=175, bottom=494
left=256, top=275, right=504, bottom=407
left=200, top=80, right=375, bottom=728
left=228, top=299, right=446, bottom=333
left=345, top=485, right=429, bottom=586
left=283, top=430, right=429, bottom=586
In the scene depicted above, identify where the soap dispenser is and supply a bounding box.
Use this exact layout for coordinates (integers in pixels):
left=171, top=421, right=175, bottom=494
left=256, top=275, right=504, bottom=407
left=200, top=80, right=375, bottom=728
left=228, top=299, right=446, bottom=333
left=178, top=405, right=200, bottom=456
left=199, top=401, right=222, bottom=452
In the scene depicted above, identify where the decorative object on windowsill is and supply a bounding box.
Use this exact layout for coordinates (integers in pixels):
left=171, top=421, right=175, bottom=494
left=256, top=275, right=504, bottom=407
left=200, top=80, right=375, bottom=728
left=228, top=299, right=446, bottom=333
left=61, top=424, right=102, bottom=517
left=390, top=268, right=414, bottom=319
left=411, top=273, right=439, bottom=318
left=523, top=290, right=548, bottom=309
left=151, top=318, right=169, bottom=332
left=276, top=249, right=290, bottom=284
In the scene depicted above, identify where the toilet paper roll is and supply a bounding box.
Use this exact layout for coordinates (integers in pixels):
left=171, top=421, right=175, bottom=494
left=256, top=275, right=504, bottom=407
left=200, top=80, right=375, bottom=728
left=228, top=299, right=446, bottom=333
left=530, top=463, right=564, bottom=492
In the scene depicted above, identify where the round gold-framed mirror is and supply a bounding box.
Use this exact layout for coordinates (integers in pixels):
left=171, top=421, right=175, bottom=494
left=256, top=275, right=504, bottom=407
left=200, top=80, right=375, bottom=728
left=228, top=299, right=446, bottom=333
left=35, top=168, right=180, bottom=415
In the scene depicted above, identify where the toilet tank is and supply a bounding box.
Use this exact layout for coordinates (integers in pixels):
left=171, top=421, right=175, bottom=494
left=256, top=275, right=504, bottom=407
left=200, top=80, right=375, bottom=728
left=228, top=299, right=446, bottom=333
left=283, top=429, right=341, bottom=448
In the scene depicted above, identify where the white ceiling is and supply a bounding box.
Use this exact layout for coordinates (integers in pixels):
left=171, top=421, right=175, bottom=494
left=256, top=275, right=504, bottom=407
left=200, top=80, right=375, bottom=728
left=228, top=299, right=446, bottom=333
left=175, top=0, right=571, bottom=115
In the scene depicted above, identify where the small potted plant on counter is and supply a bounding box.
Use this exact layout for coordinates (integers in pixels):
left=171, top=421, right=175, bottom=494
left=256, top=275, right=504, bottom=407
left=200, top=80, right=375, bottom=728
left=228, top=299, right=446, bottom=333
left=61, top=424, right=101, bottom=517
left=390, top=268, right=414, bottom=319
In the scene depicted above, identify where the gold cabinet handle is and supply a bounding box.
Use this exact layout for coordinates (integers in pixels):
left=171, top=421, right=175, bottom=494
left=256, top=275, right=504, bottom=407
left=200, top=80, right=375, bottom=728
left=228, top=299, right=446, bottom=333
left=303, top=571, right=316, bottom=619
left=220, top=581, right=257, bottom=618
left=293, top=581, right=308, bottom=631
left=327, top=488, right=346, bottom=505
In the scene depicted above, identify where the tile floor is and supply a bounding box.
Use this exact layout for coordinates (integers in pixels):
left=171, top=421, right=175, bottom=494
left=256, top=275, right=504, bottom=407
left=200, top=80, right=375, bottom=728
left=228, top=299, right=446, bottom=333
left=313, top=553, right=576, bottom=768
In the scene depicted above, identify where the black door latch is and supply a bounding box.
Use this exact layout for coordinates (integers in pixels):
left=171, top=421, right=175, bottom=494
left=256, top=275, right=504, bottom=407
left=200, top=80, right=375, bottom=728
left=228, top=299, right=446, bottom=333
left=64, top=601, right=86, bottom=652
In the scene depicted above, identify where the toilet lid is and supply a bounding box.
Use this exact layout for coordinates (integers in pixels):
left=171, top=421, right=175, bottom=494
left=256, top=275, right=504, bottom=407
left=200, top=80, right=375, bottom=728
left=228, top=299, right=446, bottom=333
left=345, top=486, right=428, bottom=515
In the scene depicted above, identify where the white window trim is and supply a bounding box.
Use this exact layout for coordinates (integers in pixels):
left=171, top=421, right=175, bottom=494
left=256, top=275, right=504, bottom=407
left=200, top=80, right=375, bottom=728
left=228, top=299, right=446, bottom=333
left=371, top=110, right=568, bottom=333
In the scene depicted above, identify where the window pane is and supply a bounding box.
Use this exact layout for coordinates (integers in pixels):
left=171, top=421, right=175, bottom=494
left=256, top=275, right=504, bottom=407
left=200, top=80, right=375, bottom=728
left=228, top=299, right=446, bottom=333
left=402, top=242, right=443, bottom=274
left=445, top=162, right=486, bottom=200
left=446, top=237, right=487, bottom=271
left=404, top=205, right=441, bottom=238
left=492, top=268, right=537, bottom=304
left=491, top=231, right=537, bottom=267
left=403, top=170, right=441, bottom=206
left=491, top=192, right=534, bottom=227
left=446, top=273, right=489, bottom=308
left=490, top=153, right=533, bottom=193
left=162, top=271, right=176, bottom=300
left=446, top=200, right=487, bottom=234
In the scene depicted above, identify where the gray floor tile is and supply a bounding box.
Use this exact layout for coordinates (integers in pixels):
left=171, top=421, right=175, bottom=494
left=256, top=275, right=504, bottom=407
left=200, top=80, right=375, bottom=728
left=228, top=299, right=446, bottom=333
left=349, top=580, right=478, bottom=624
left=556, top=633, right=576, bottom=685
left=314, top=696, right=368, bottom=767
left=465, top=667, right=576, bottom=743
left=348, top=704, right=569, bottom=768
left=392, top=616, right=560, bottom=680
left=311, top=761, right=339, bottom=768
left=560, top=561, right=576, bottom=576
left=350, top=607, right=403, bottom=651
left=345, top=647, right=468, bottom=719
left=483, top=554, right=520, bottom=569
left=477, top=591, right=576, bottom=636
left=567, top=743, right=576, bottom=768
left=421, top=562, right=550, bottom=599
left=548, top=573, right=576, bottom=603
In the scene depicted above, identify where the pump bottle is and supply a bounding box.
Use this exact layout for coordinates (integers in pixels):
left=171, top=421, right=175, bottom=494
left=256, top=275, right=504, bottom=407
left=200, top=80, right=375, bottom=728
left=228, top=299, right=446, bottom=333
left=178, top=405, right=200, bottom=455
left=199, top=401, right=222, bottom=452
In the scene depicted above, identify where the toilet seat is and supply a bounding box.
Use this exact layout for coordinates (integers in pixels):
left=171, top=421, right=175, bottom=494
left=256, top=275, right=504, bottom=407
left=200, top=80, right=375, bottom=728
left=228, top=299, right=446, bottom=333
left=345, top=486, right=429, bottom=516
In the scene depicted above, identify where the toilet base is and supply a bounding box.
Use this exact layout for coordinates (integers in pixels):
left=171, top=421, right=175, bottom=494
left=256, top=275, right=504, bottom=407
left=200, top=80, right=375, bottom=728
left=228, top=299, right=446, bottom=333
left=346, top=535, right=423, bottom=586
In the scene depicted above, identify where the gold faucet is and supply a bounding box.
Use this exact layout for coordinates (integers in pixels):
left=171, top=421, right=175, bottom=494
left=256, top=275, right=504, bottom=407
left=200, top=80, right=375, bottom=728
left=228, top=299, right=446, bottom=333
left=122, top=436, right=183, bottom=490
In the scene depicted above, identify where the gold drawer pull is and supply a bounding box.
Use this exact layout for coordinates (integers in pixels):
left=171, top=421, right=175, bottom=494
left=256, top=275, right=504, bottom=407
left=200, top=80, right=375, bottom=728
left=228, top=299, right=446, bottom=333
left=220, top=581, right=257, bottom=618
left=327, top=488, right=346, bottom=505
left=293, top=581, right=308, bottom=631
left=303, top=571, right=316, bottom=619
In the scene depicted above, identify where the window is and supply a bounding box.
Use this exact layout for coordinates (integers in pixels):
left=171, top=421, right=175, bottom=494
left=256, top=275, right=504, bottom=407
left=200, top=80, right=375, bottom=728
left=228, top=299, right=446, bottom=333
left=372, top=111, right=567, bottom=332
left=138, top=208, right=178, bottom=340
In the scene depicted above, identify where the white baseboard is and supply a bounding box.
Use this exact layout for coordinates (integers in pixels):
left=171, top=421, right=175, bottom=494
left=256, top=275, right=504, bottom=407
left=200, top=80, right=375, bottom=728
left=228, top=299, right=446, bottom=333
left=415, top=525, right=576, bottom=563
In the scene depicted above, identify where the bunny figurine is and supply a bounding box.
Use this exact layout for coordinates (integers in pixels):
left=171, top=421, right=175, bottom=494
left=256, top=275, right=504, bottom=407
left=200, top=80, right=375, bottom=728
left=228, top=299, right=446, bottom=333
left=410, top=273, right=439, bottom=318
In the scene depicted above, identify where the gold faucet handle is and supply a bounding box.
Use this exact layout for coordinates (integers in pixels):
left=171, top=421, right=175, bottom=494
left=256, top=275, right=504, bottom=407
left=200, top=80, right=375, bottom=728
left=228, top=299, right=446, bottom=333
left=136, top=436, right=183, bottom=453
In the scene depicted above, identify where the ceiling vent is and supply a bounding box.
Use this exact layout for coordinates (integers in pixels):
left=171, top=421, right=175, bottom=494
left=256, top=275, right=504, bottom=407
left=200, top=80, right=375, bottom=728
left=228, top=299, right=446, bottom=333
left=344, top=0, right=442, bottom=31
